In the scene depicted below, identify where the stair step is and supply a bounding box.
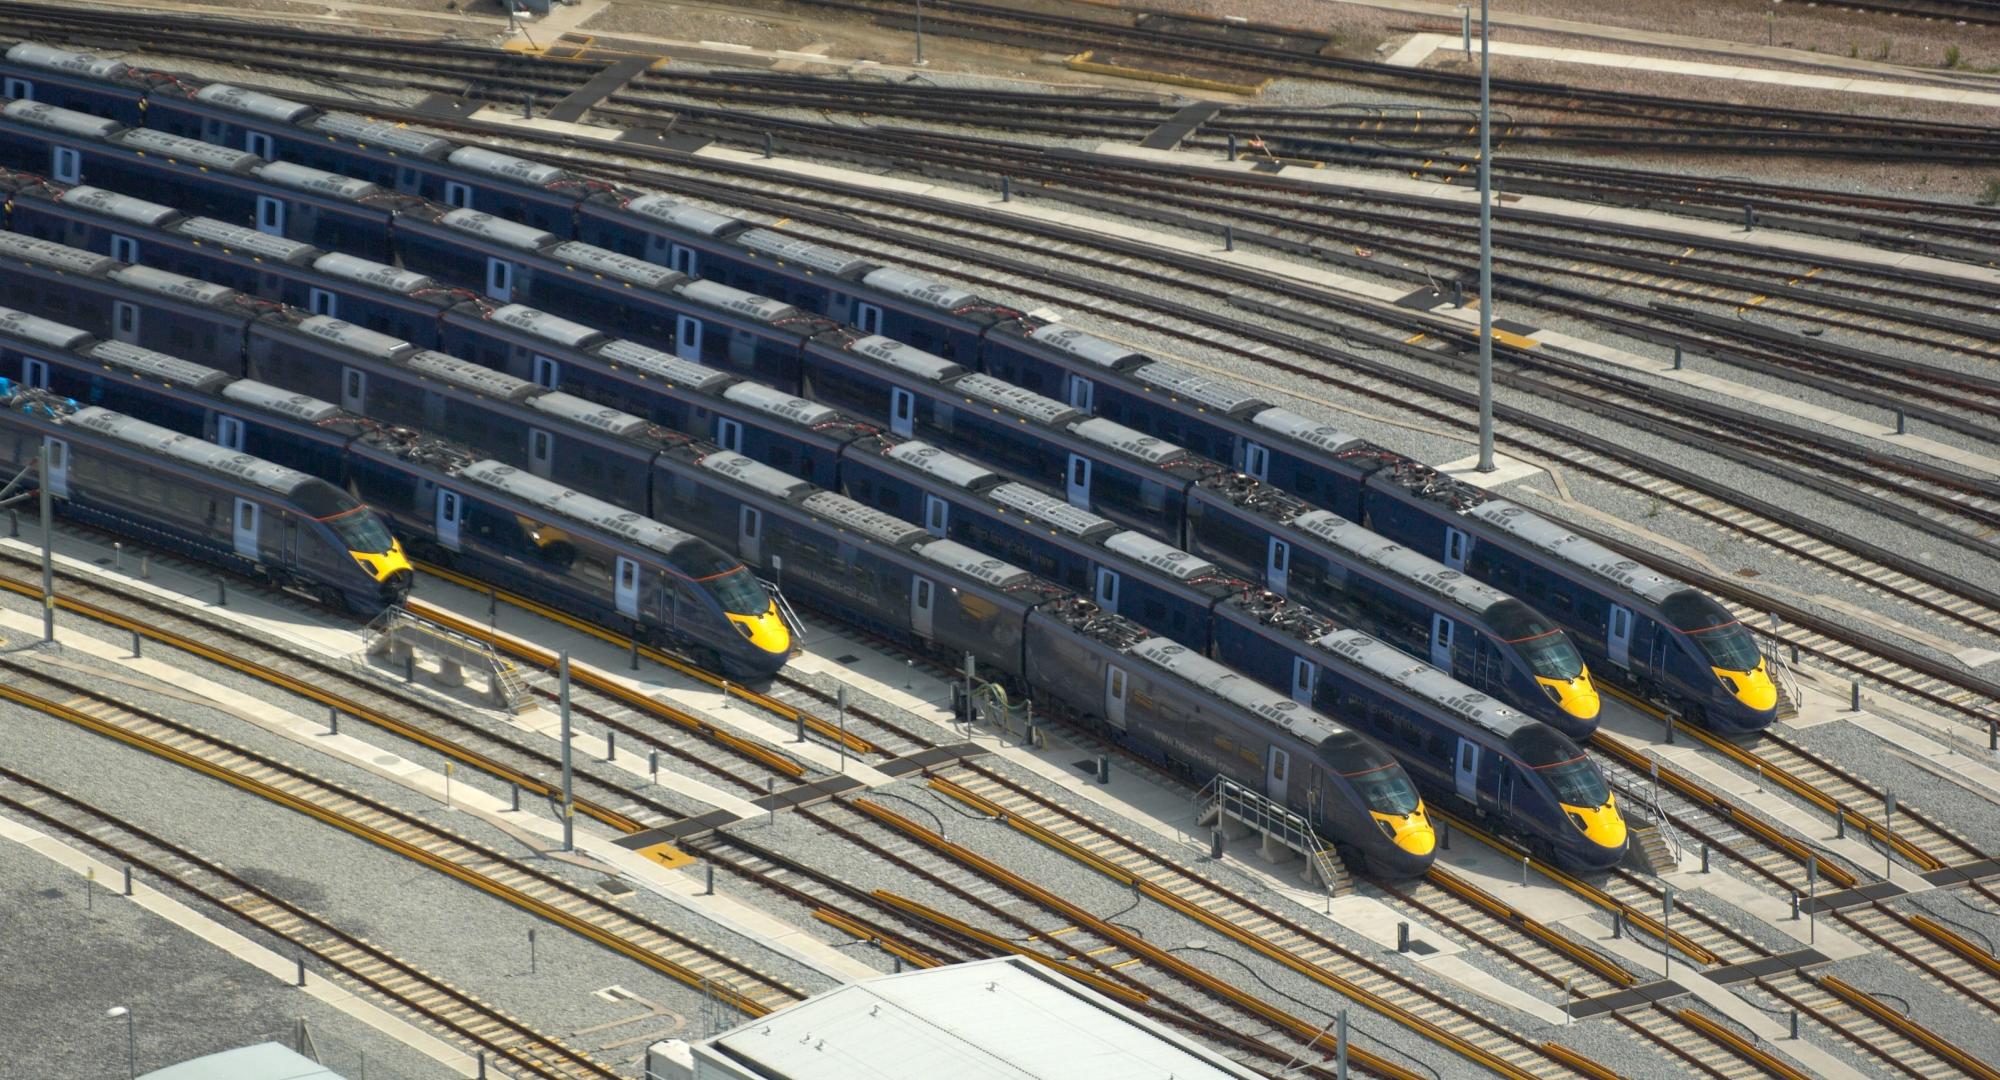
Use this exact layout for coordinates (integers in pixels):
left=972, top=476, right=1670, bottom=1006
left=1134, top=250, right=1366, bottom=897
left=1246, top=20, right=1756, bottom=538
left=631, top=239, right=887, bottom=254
left=1627, top=825, right=1678, bottom=875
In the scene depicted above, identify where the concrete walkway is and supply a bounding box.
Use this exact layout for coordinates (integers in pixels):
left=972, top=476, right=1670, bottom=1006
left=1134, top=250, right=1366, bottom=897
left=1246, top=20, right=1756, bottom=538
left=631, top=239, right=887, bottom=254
left=1385, top=32, right=2000, bottom=109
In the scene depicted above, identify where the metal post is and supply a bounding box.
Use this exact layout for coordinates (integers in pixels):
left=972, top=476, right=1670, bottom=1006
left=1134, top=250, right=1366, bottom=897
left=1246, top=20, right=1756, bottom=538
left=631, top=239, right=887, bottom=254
left=87, top=867, right=93, bottom=910
left=650, top=749, right=659, bottom=784
left=1612, top=910, right=1624, bottom=939
left=914, top=0, right=926, bottom=66
left=1210, top=828, right=1223, bottom=859
left=704, top=862, right=714, bottom=895
left=767, top=777, right=776, bottom=828
left=1850, top=680, right=1860, bottom=711
left=1663, top=888, right=1673, bottom=977
left=217, top=578, right=227, bottom=608
left=1790, top=1008, right=1800, bottom=1039
left=444, top=763, right=453, bottom=808
left=1665, top=712, right=1674, bottom=745
left=905, top=659, right=914, bottom=689
left=1227, top=133, right=1237, bottom=160
left=605, top=729, right=616, bottom=761
left=122, top=865, right=132, bottom=896
left=1837, top=811, right=1846, bottom=839
left=1564, top=978, right=1572, bottom=1026
left=523, top=92, right=533, bottom=119
left=1894, top=409, right=1906, bottom=435
left=837, top=687, right=848, bottom=774
left=1335, top=1008, right=1347, bottom=1080
left=1474, top=0, right=1495, bottom=473
left=1520, top=856, right=1528, bottom=885
left=1438, top=819, right=1449, bottom=849
left=1884, top=792, right=1895, bottom=877
left=962, top=653, right=976, bottom=733
left=1001, top=176, right=1011, bottom=203
left=629, top=638, right=639, bottom=671
left=559, top=651, right=574, bottom=852
left=296, top=955, right=306, bottom=987
left=1096, top=754, right=1109, bottom=785
left=529, top=927, right=537, bottom=975
left=1701, top=843, right=1710, bottom=874
left=40, top=452, right=54, bottom=642
left=327, top=708, right=339, bottom=736
left=796, top=712, right=805, bottom=743
left=1989, top=719, right=1997, bottom=752
left=1744, top=203, right=1755, bottom=232
left=1672, top=343, right=1683, bottom=370
left=130, top=631, right=140, bottom=658
left=1790, top=890, right=1800, bottom=920
left=113, top=541, right=121, bottom=572
left=1461, top=5, right=1471, bottom=58
left=477, top=1050, right=486, bottom=1079
left=510, top=783, right=520, bottom=812
left=488, top=586, right=497, bottom=625
left=403, top=653, right=414, bottom=683
left=1396, top=921, right=1409, bottom=952
left=762, top=132, right=773, bottom=158
left=1807, top=855, right=1817, bottom=944
left=1224, top=225, right=1234, bottom=252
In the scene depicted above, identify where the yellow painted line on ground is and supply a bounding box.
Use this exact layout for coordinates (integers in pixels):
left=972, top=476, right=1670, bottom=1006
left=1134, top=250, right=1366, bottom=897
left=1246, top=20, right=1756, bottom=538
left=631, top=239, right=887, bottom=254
left=1405, top=331, right=1428, bottom=345
left=636, top=842, right=695, bottom=869
left=1492, top=329, right=1538, bottom=349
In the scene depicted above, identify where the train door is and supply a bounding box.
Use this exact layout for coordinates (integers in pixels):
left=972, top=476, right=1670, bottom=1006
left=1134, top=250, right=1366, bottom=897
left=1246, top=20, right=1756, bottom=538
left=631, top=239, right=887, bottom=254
left=1607, top=604, right=1632, bottom=668
left=1065, top=455, right=1091, bottom=507
left=530, top=355, right=559, bottom=390
left=232, top=499, right=261, bottom=560
left=2, top=78, right=29, bottom=100
left=715, top=417, right=744, bottom=453
left=1243, top=442, right=1270, bottom=482
left=308, top=288, right=337, bottom=317
left=855, top=302, right=884, bottom=335
left=528, top=429, right=554, bottom=479
left=1265, top=538, right=1290, bottom=597
left=1454, top=739, right=1479, bottom=803
left=889, top=388, right=916, bottom=438
left=216, top=415, right=246, bottom=451
left=341, top=368, right=366, bottom=413
left=1094, top=567, right=1120, bottom=613
left=278, top=512, right=298, bottom=567
left=1266, top=745, right=1290, bottom=804
left=52, top=147, right=79, bottom=184
left=255, top=196, right=285, bottom=237
left=1442, top=527, right=1468, bottom=571
left=1290, top=656, right=1316, bottom=705
left=923, top=495, right=948, bottom=539
left=245, top=131, right=275, bottom=161
left=112, top=301, right=139, bottom=344
left=1430, top=615, right=1454, bottom=668
left=444, top=181, right=473, bottom=209
left=21, top=357, right=48, bottom=389
left=1066, top=375, right=1094, bottom=414
left=738, top=506, right=762, bottom=565
left=110, top=236, right=139, bottom=263
left=614, top=557, right=640, bottom=619
left=41, top=437, right=67, bottom=497
left=485, top=258, right=514, bottom=302
left=435, top=488, right=462, bottom=551
left=646, top=239, right=696, bottom=278
left=675, top=316, right=702, bottom=361
left=911, top=577, right=935, bottom=639
left=1104, top=664, right=1128, bottom=730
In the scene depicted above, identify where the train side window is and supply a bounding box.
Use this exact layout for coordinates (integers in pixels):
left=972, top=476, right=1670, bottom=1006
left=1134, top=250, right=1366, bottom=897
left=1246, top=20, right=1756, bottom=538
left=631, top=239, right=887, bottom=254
left=52, top=147, right=80, bottom=184
left=1443, top=527, right=1468, bottom=571
left=245, top=131, right=275, bottom=161
left=3, top=78, right=30, bottom=100
left=256, top=196, right=284, bottom=236
left=21, top=358, right=48, bottom=389
left=444, top=181, right=473, bottom=209
left=1244, top=443, right=1270, bottom=481
left=113, top=302, right=139, bottom=340
left=855, top=302, right=883, bottom=335
left=619, top=559, right=637, bottom=589
left=216, top=415, right=245, bottom=451
left=308, top=288, right=337, bottom=317
left=924, top=494, right=948, bottom=536
left=109, top=235, right=139, bottom=263
left=669, top=244, right=697, bottom=277
left=715, top=417, right=743, bottom=452
left=486, top=258, right=514, bottom=302
left=528, top=430, right=554, bottom=475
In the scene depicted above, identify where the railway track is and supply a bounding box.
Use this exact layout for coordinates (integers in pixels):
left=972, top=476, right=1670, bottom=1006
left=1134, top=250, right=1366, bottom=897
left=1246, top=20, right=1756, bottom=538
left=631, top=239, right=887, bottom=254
left=0, top=658, right=815, bottom=1018
left=1614, top=1004, right=1813, bottom=1080
left=1754, top=969, right=2000, bottom=1080
left=0, top=765, right=619, bottom=1080
left=1831, top=903, right=2000, bottom=1019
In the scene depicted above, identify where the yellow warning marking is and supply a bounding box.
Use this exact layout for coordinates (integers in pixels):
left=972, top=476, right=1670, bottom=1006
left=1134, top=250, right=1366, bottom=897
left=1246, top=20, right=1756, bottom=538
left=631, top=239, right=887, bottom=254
left=1404, top=332, right=1428, bottom=345
left=771, top=217, right=791, bottom=228
left=1492, top=329, right=1538, bottom=349
left=636, top=842, right=695, bottom=869
left=1111, top=957, right=1146, bottom=969
left=1743, top=294, right=1769, bottom=308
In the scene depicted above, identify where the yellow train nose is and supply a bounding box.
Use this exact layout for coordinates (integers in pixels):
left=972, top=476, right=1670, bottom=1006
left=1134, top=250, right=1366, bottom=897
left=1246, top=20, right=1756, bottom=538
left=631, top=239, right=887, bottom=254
left=728, top=603, right=793, bottom=656
left=1720, top=662, right=1778, bottom=713
left=355, top=541, right=412, bottom=583
left=1377, top=806, right=1437, bottom=856
left=1539, top=665, right=1601, bottom=721
left=1566, top=794, right=1627, bottom=850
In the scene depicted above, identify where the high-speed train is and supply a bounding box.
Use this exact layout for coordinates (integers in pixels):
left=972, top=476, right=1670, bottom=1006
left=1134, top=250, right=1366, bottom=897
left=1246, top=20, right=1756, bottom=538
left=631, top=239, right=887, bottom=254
left=0, top=57, right=1763, bottom=730
left=0, top=217, right=1601, bottom=739
left=0, top=382, right=408, bottom=612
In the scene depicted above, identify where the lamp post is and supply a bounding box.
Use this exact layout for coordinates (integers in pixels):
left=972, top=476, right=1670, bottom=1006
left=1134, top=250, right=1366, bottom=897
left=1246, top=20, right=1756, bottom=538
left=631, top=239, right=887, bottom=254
left=914, top=0, right=928, bottom=66
left=106, top=1006, right=134, bottom=1079
left=1475, top=0, right=1496, bottom=473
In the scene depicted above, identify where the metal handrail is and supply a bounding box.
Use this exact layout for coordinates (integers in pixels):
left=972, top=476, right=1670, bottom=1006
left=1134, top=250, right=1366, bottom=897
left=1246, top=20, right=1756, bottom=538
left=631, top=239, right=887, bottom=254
left=760, top=578, right=807, bottom=647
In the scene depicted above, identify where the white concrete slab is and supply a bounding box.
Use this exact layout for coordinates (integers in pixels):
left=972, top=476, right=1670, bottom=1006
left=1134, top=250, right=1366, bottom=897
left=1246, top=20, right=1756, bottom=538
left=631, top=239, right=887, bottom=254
left=1439, top=451, right=1543, bottom=487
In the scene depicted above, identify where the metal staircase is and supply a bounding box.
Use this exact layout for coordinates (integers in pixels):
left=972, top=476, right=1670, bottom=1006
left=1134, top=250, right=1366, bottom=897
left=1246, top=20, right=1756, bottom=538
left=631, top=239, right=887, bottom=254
left=1760, top=636, right=1802, bottom=721
left=358, top=605, right=533, bottom=712
left=763, top=579, right=806, bottom=647
left=1195, top=776, right=1353, bottom=895
left=1627, top=825, right=1680, bottom=875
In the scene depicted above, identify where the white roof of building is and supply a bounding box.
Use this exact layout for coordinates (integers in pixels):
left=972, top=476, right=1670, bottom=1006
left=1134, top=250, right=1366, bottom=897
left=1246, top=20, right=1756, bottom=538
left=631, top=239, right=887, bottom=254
left=139, top=1042, right=344, bottom=1080
left=676, top=958, right=1262, bottom=1080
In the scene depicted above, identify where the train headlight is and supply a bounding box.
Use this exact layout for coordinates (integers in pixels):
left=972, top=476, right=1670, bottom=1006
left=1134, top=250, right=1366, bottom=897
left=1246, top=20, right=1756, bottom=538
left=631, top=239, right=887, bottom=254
left=1543, top=683, right=1563, bottom=704
left=1377, top=818, right=1396, bottom=839
left=1568, top=811, right=1589, bottom=833
left=1717, top=673, right=1739, bottom=694
left=738, top=622, right=754, bottom=640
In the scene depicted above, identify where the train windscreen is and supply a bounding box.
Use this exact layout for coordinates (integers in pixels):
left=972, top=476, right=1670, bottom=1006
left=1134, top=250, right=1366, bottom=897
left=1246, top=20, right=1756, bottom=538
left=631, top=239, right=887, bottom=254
left=1489, top=600, right=1584, bottom=680
left=1661, top=591, right=1760, bottom=671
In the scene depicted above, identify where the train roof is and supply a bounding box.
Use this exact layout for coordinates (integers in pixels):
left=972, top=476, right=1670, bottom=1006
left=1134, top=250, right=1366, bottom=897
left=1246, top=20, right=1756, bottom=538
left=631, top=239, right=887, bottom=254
left=307, top=112, right=454, bottom=158
left=1129, top=637, right=1349, bottom=742
left=1133, top=361, right=1266, bottom=416
left=85, top=339, right=231, bottom=391
left=297, top=315, right=418, bottom=360
left=69, top=406, right=315, bottom=496
left=193, top=83, right=315, bottom=124
left=406, top=349, right=538, bottom=401
left=3, top=99, right=121, bottom=139
left=699, top=450, right=814, bottom=501
left=622, top=193, right=741, bottom=236
left=1072, top=417, right=1190, bottom=466
left=446, top=145, right=571, bottom=188
left=802, top=489, right=931, bottom=546
left=1466, top=499, right=1680, bottom=605
left=679, top=279, right=800, bottom=324
left=59, top=186, right=179, bottom=227
left=525, top=391, right=656, bottom=439
left=115, top=128, right=262, bottom=172
left=987, top=481, right=1117, bottom=539
left=721, top=381, right=841, bottom=428
left=1290, top=509, right=1507, bottom=614
left=0, top=230, right=117, bottom=275
left=881, top=441, right=1000, bottom=489
left=459, top=459, right=701, bottom=556
left=442, top=208, right=557, bottom=251
left=491, top=304, right=604, bottom=349
left=1025, top=324, right=1146, bottom=370
left=736, top=228, right=870, bottom=277
left=860, top=266, right=978, bottom=312
left=6, top=42, right=131, bottom=81
left=1102, top=532, right=1218, bottom=581
left=0, top=304, right=91, bottom=350
left=110, top=263, right=242, bottom=307
left=550, top=240, right=685, bottom=290
left=221, top=380, right=345, bottom=423
left=915, top=537, right=1035, bottom=589
left=596, top=339, right=733, bottom=390
left=953, top=373, right=1078, bottom=425
left=1248, top=407, right=1364, bottom=455
left=313, top=252, right=437, bottom=295
left=176, top=217, right=318, bottom=263
left=256, top=160, right=381, bottom=201
left=1315, top=629, right=1533, bottom=736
